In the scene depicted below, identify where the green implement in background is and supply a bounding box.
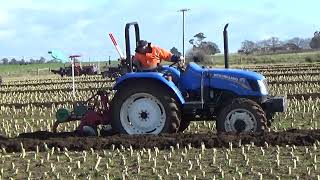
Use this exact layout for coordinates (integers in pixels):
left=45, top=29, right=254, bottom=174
left=48, top=50, right=69, bottom=63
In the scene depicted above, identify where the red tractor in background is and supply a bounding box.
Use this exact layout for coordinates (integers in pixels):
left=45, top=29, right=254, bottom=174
left=101, top=58, right=127, bottom=79
left=50, top=56, right=99, bottom=77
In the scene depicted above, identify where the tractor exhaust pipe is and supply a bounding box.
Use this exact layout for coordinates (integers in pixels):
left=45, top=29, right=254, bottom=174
left=223, top=23, right=229, bottom=69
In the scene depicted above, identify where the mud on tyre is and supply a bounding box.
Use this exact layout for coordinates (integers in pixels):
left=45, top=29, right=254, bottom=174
left=111, top=80, right=181, bottom=134
left=216, top=98, right=267, bottom=133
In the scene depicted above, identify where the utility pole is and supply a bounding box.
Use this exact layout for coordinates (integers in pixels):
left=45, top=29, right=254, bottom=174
left=178, top=8, right=190, bottom=58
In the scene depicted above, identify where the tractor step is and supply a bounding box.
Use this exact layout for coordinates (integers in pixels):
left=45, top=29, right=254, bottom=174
left=183, top=101, right=204, bottom=110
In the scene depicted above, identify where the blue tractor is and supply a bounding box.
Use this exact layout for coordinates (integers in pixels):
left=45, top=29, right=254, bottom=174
left=109, top=22, right=287, bottom=134
left=53, top=22, right=287, bottom=135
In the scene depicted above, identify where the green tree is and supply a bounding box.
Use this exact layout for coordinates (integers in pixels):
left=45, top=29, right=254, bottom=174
left=170, top=47, right=182, bottom=56
left=9, top=58, right=18, bottom=64
left=287, top=37, right=304, bottom=48
left=39, top=57, right=46, bottom=63
left=19, top=58, right=26, bottom=65
left=310, top=31, right=320, bottom=49
left=239, top=40, right=256, bottom=55
left=189, top=32, right=206, bottom=47
left=188, top=32, right=220, bottom=54
left=199, top=41, right=220, bottom=54
left=187, top=32, right=220, bottom=64
left=267, top=37, right=281, bottom=52
left=1, top=58, right=9, bottom=64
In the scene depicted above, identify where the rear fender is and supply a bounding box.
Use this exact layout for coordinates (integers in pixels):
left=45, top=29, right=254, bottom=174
left=113, top=72, right=185, bottom=104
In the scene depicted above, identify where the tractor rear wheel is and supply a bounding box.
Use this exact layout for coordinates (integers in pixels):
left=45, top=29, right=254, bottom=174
left=216, top=98, right=267, bottom=133
left=111, top=81, right=181, bottom=135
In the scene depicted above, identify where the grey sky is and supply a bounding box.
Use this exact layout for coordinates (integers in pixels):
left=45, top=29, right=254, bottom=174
left=0, top=0, right=318, bottom=61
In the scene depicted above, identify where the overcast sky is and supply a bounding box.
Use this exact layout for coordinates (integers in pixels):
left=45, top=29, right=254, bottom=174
left=0, top=0, right=319, bottom=61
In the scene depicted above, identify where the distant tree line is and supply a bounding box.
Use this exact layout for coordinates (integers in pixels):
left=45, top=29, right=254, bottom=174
left=171, top=32, right=220, bottom=64
left=238, top=31, right=320, bottom=55
left=0, top=57, right=60, bottom=65
left=310, top=31, right=320, bottom=49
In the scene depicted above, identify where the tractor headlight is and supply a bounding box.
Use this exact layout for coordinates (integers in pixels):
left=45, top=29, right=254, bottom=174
left=257, top=80, right=268, bottom=95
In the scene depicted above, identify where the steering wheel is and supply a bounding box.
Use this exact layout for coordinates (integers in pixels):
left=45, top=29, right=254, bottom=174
left=169, top=61, right=178, bottom=67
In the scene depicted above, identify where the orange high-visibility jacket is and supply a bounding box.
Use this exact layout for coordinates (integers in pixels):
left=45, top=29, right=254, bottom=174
left=133, top=45, right=173, bottom=69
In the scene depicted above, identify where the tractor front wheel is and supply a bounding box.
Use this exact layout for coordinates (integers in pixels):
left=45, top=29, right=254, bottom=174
left=111, top=81, right=181, bottom=135
left=216, top=98, right=267, bottom=133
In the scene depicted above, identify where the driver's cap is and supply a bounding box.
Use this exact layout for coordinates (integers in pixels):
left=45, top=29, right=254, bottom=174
left=135, top=40, right=149, bottom=52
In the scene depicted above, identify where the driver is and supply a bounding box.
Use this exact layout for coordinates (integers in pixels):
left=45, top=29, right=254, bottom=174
left=133, top=40, right=184, bottom=71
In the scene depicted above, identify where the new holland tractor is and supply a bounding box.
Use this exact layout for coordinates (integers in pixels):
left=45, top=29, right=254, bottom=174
left=53, top=22, right=287, bottom=135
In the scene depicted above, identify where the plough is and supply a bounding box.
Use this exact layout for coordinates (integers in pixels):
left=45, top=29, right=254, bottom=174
left=53, top=90, right=112, bottom=136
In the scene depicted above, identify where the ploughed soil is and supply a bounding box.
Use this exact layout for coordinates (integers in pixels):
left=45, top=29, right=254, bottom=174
left=0, top=129, right=320, bottom=152
left=2, top=93, right=319, bottom=109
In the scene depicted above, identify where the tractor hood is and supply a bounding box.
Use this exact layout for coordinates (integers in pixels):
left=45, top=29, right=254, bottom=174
left=208, top=68, right=265, bottom=81
left=180, top=63, right=268, bottom=97
left=207, top=67, right=268, bottom=96
left=185, top=62, right=265, bottom=81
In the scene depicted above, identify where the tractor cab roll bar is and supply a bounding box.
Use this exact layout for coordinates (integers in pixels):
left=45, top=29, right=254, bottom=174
left=125, top=22, right=141, bottom=72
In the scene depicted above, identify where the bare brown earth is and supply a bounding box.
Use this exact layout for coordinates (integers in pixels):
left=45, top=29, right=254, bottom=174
left=0, top=129, right=319, bottom=152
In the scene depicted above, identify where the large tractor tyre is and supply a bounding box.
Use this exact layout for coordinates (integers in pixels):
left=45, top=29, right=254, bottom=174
left=111, top=81, right=181, bottom=135
left=216, top=98, right=267, bottom=133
